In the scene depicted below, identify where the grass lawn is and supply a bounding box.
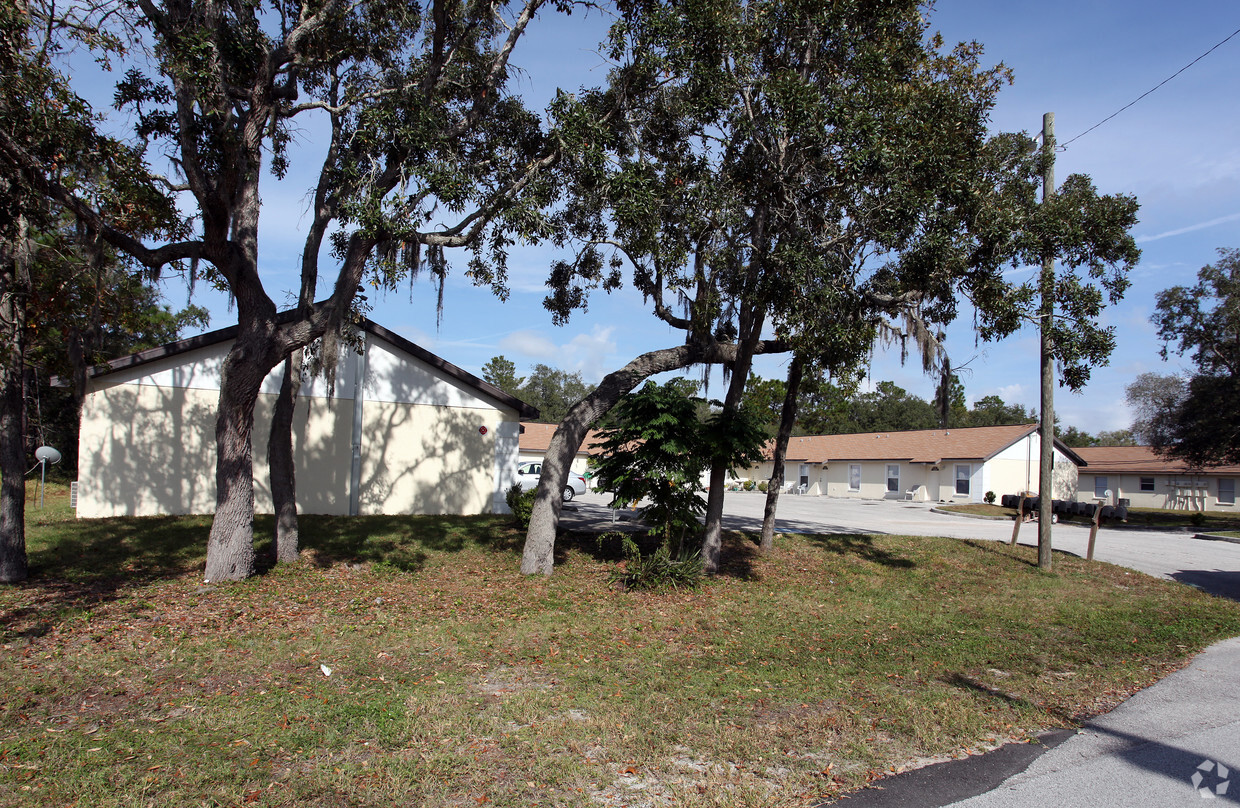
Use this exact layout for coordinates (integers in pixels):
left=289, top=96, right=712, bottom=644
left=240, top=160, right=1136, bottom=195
left=935, top=503, right=1016, bottom=519
left=1125, top=508, right=1240, bottom=531
left=3, top=484, right=1240, bottom=807
left=940, top=502, right=1240, bottom=532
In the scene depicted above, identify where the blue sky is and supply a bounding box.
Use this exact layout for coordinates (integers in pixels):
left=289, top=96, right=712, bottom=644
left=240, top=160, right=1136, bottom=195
left=155, top=1, right=1240, bottom=435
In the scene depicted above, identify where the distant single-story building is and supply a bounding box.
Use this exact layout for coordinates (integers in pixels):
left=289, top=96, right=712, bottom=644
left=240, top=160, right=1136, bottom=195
left=744, top=423, right=1084, bottom=503
left=517, top=422, right=604, bottom=487
left=75, top=318, right=538, bottom=518
left=1072, top=446, right=1239, bottom=512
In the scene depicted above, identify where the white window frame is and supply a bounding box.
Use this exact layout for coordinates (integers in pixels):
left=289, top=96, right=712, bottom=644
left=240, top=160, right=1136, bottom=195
left=1140, top=476, right=1155, bottom=493
left=955, top=464, right=971, bottom=496
left=886, top=464, right=900, bottom=494
left=1220, top=478, right=1236, bottom=506
left=848, top=464, right=861, bottom=491
left=1094, top=476, right=1108, bottom=499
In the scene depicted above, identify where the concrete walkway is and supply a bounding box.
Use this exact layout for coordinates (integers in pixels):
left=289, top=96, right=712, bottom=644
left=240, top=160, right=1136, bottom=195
left=835, top=636, right=1240, bottom=807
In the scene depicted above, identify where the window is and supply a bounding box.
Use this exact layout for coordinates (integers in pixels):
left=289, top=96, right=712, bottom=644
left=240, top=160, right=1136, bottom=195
left=1094, top=476, right=1108, bottom=498
left=1220, top=478, right=1236, bottom=506
left=955, top=464, right=971, bottom=496
left=848, top=464, right=861, bottom=491
left=886, top=464, right=900, bottom=493
left=1140, top=477, right=1156, bottom=492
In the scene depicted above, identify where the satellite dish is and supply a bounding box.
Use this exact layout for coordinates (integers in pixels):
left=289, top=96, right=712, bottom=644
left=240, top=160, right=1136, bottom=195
left=1104, top=489, right=1112, bottom=499
left=34, top=446, right=60, bottom=510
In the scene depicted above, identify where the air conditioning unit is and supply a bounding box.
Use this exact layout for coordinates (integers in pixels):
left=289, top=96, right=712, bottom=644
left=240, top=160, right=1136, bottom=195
left=1118, top=498, right=1130, bottom=507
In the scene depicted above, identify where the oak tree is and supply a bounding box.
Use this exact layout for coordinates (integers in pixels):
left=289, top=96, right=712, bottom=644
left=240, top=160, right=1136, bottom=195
left=5, top=0, right=582, bottom=580
left=1144, top=249, right=1240, bottom=466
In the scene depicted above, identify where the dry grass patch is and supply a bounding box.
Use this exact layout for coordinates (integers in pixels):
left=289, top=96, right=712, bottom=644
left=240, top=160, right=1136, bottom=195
left=2, top=485, right=1239, bottom=806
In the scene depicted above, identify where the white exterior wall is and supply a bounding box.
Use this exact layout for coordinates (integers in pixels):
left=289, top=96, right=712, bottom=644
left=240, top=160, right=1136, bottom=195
left=984, top=433, right=1079, bottom=501
left=736, top=432, right=1082, bottom=504
left=1075, top=472, right=1239, bottom=512
left=76, top=332, right=521, bottom=518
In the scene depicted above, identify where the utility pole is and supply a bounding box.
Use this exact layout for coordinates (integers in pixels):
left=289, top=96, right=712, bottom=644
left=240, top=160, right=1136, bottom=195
left=1037, top=112, right=1055, bottom=571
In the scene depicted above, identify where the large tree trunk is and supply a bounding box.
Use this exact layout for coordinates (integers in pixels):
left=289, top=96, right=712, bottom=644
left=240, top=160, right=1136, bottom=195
left=264, top=121, right=333, bottom=567
left=0, top=216, right=30, bottom=583
left=700, top=360, right=753, bottom=574
left=700, top=320, right=764, bottom=574
left=267, top=349, right=304, bottom=564
left=203, top=330, right=275, bottom=583
left=760, top=357, right=803, bottom=551
left=520, top=343, right=708, bottom=575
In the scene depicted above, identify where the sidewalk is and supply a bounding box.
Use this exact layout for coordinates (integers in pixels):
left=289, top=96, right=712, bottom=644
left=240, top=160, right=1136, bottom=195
left=833, top=635, right=1240, bottom=807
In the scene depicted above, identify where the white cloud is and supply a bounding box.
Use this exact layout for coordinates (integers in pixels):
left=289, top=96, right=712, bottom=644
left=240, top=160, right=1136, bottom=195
left=499, top=329, right=559, bottom=359
left=1136, top=211, right=1240, bottom=244
left=991, top=384, right=1029, bottom=406
left=561, top=326, right=618, bottom=382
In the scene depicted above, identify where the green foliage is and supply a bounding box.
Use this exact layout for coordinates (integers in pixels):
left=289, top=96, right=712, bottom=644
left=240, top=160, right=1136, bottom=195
left=984, top=491, right=996, bottom=505
left=1144, top=249, right=1240, bottom=466
left=1191, top=512, right=1206, bottom=528
left=758, top=481, right=768, bottom=493
left=600, top=531, right=704, bottom=591
left=593, top=382, right=713, bottom=552
left=744, top=371, right=1045, bottom=436
left=516, top=364, right=594, bottom=424
left=967, top=395, right=1037, bottom=428
left=480, top=356, right=524, bottom=397
left=505, top=483, right=536, bottom=529
left=593, top=381, right=766, bottom=555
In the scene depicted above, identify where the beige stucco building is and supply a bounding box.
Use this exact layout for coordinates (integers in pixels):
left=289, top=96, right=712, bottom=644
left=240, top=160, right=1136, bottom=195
left=1072, top=446, right=1239, bottom=512
left=75, top=319, right=537, bottom=518
left=744, top=424, right=1084, bottom=503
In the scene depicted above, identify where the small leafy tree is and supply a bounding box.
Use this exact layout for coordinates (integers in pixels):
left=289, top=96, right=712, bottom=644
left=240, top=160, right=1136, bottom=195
left=592, top=382, right=711, bottom=556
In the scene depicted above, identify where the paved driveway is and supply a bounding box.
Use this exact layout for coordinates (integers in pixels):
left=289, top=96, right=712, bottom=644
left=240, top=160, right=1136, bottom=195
left=561, top=491, right=1240, bottom=600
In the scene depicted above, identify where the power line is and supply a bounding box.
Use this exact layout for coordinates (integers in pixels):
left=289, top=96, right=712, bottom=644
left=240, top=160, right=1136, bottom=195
left=1061, top=25, right=1240, bottom=149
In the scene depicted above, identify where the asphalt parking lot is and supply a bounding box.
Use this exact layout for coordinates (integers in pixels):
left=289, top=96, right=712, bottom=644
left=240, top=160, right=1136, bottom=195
left=560, top=490, right=1240, bottom=600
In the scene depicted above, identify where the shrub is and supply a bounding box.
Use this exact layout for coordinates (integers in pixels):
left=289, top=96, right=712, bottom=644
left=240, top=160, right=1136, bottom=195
left=758, top=481, right=768, bottom=493
left=602, top=531, right=703, bottom=591
left=743, top=480, right=756, bottom=491
left=984, top=491, right=996, bottom=504
left=506, top=483, right=537, bottom=529
left=1191, top=511, right=1206, bottom=527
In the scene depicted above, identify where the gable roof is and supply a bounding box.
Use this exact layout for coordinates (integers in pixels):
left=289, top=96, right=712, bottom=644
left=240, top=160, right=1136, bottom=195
left=1073, top=446, right=1240, bottom=476
left=80, top=316, right=540, bottom=419
left=519, top=422, right=605, bottom=454
left=772, top=423, right=1085, bottom=466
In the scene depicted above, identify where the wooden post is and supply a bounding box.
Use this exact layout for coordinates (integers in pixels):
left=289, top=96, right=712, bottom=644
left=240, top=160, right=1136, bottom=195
left=1010, top=497, right=1024, bottom=546
left=1087, top=501, right=1102, bottom=561
left=1037, top=112, right=1056, bottom=572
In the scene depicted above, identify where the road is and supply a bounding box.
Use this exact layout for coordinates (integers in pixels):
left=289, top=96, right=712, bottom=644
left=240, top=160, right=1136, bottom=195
left=561, top=491, right=1240, bottom=600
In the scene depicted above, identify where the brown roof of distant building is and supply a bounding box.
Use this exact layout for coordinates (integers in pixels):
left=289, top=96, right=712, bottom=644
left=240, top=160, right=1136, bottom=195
left=519, top=422, right=605, bottom=454
left=769, top=423, right=1084, bottom=466
left=1073, top=446, right=1240, bottom=475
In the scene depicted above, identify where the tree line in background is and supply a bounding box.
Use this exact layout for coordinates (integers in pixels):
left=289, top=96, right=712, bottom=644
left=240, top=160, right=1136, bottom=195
left=483, top=355, right=1137, bottom=447
left=1127, top=248, right=1240, bottom=468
